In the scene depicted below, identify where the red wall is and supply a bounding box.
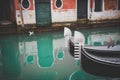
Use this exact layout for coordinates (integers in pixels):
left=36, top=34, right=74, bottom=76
left=90, top=0, right=94, bottom=9
left=104, top=0, right=117, bottom=10
left=52, top=0, right=76, bottom=10
left=14, top=0, right=34, bottom=10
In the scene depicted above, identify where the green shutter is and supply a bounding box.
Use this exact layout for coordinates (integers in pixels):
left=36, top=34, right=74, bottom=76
left=35, top=2, right=51, bottom=26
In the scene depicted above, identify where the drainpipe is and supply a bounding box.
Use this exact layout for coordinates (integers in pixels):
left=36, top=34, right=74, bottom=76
left=18, top=0, right=24, bottom=28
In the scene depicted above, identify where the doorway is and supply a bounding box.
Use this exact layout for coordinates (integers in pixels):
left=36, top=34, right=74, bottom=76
left=35, top=0, right=51, bottom=26
left=77, top=0, right=88, bottom=19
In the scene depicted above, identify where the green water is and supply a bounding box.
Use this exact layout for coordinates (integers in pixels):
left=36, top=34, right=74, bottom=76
left=0, top=26, right=120, bottom=80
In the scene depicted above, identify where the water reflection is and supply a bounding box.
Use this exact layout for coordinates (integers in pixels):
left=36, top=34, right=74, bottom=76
left=87, top=33, right=120, bottom=46
left=57, top=50, right=64, bottom=60
left=79, top=27, right=120, bottom=46
left=52, top=34, right=65, bottom=61
left=0, top=26, right=120, bottom=80
left=37, top=34, right=54, bottom=68
left=0, top=35, right=20, bottom=80
left=17, top=32, right=78, bottom=80
left=19, top=40, right=37, bottom=65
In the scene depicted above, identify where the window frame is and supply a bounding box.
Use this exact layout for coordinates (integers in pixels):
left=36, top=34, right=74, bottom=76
left=94, top=0, right=103, bottom=12
left=55, top=0, right=63, bottom=9
left=21, top=0, right=31, bottom=10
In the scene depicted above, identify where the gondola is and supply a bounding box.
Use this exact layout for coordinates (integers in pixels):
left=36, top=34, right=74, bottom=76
left=64, top=27, right=120, bottom=77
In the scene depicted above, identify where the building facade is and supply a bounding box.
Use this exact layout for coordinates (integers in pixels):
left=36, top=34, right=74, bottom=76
left=51, top=0, right=77, bottom=23
left=1, top=0, right=120, bottom=26
left=14, top=0, right=36, bottom=25
left=88, top=0, right=120, bottom=20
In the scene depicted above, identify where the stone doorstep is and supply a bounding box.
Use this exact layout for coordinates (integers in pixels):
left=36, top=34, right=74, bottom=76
left=52, top=22, right=73, bottom=27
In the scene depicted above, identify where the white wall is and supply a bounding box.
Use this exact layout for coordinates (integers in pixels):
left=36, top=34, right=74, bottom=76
left=88, top=0, right=120, bottom=20
left=51, top=0, right=77, bottom=23
left=16, top=0, right=36, bottom=25
left=51, top=9, right=77, bottom=23
left=89, top=10, right=120, bottom=20
left=16, top=10, right=36, bottom=25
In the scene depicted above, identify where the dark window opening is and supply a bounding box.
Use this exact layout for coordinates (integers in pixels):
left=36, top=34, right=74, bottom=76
left=95, top=0, right=102, bottom=12
left=21, top=0, right=30, bottom=9
left=77, top=0, right=87, bottom=19
left=118, top=0, right=120, bottom=10
left=56, top=0, right=62, bottom=8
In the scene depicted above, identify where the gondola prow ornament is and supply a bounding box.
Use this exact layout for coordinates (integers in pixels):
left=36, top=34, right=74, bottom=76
left=64, top=27, right=72, bottom=47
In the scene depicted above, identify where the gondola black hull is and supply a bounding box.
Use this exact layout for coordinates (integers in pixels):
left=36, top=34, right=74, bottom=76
left=81, top=52, right=120, bottom=77
left=69, top=39, right=120, bottom=77
left=69, top=39, right=74, bottom=57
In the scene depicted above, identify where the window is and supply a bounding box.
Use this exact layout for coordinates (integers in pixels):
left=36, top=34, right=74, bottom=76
left=55, top=0, right=63, bottom=9
left=95, top=0, right=102, bottom=12
left=104, top=0, right=117, bottom=10
left=21, top=0, right=30, bottom=9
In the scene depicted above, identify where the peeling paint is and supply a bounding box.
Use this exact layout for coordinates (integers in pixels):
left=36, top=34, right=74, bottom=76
left=89, top=10, right=120, bottom=20
left=16, top=10, right=36, bottom=25
left=51, top=0, right=77, bottom=23
left=52, top=9, right=77, bottom=23
left=52, top=0, right=76, bottom=10
left=15, top=0, right=36, bottom=25
left=88, top=0, right=120, bottom=21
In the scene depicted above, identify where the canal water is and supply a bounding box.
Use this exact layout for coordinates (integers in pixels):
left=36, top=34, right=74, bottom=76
left=0, top=26, right=120, bottom=80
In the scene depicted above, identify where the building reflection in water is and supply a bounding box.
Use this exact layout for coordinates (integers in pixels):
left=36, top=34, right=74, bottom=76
left=19, top=41, right=37, bottom=65
left=88, top=33, right=120, bottom=46
left=0, top=26, right=120, bottom=80
left=17, top=32, right=78, bottom=80
left=37, top=34, right=54, bottom=68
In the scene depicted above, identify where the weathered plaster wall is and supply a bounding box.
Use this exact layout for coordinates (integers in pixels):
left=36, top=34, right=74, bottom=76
left=51, top=9, right=77, bottom=22
left=16, top=10, right=36, bottom=25
left=88, top=0, right=120, bottom=21
left=14, top=0, right=36, bottom=25
left=89, top=10, right=120, bottom=20
left=51, top=0, right=77, bottom=23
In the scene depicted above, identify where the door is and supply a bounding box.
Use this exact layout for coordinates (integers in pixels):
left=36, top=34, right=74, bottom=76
left=77, top=0, right=87, bottom=19
left=35, top=2, right=51, bottom=26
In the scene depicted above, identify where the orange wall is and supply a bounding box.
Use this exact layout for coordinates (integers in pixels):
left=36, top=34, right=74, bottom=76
left=14, top=0, right=34, bottom=10
left=52, top=0, right=76, bottom=10
left=90, top=0, right=94, bottom=9
left=104, top=0, right=117, bottom=10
